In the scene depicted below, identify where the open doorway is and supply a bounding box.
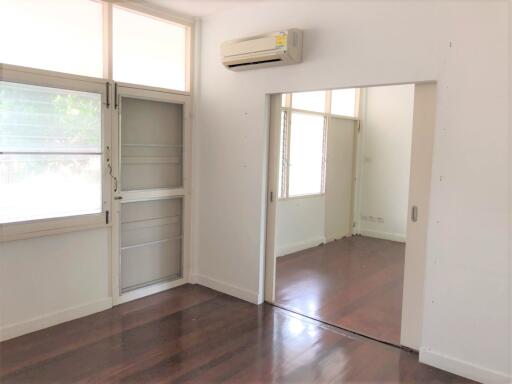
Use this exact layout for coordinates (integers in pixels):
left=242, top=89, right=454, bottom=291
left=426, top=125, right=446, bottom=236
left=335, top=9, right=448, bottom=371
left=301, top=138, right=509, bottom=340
left=265, top=83, right=436, bottom=348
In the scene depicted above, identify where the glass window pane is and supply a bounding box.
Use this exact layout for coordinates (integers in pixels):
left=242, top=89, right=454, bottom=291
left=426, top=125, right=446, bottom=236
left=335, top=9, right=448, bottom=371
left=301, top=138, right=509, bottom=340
left=0, top=0, right=103, bottom=77
left=278, top=111, right=285, bottom=197
left=291, top=91, right=326, bottom=113
left=113, top=6, right=187, bottom=91
left=0, top=154, right=102, bottom=223
left=0, top=81, right=103, bottom=224
left=0, top=82, right=101, bottom=153
left=288, top=113, right=324, bottom=196
left=331, top=88, right=357, bottom=117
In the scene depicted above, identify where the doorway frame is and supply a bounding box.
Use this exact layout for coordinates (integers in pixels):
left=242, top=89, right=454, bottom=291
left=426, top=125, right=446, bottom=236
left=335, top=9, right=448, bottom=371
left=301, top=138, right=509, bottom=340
left=263, top=81, right=437, bottom=349
left=110, top=82, right=192, bottom=305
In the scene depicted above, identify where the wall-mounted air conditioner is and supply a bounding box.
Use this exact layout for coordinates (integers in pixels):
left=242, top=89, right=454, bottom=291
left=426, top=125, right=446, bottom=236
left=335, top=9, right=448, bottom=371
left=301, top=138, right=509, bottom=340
left=221, top=29, right=303, bottom=71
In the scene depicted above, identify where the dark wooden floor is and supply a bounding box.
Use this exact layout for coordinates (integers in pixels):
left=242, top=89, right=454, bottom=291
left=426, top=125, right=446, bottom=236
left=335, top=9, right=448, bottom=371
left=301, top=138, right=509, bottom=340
left=0, top=284, right=474, bottom=383
left=276, top=235, right=405, bottom=345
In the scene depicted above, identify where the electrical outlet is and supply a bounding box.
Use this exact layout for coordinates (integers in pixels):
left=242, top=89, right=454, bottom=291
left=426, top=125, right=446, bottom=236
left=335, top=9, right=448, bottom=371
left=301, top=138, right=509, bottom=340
left=362, top=215, right=384, bottom=223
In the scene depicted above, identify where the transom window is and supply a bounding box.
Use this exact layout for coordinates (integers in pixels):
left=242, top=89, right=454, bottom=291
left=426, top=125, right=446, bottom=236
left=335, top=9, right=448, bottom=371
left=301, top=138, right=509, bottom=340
left=0, top=0, right=104, bottom=78
left=113, top=6, right=188, bottom=91
left=0, top=0, right=191, bottom=92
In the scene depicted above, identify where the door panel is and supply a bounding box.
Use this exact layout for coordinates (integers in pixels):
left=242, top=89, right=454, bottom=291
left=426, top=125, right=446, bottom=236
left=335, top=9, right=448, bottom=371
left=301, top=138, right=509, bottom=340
left=120, top=198, right=182, bottom=293
left=400, top=83, right=437, bottom=349
left=121, top=161, right=182, bottom=191
left=111, top=84, right=190, bottom=304
left=120, top=97, right=183, bottom=191
left=264, top=94, right=282, bottom=303
left=121, top=238, right=181, bottom=292
left=121, top=216, right=181, bottom=247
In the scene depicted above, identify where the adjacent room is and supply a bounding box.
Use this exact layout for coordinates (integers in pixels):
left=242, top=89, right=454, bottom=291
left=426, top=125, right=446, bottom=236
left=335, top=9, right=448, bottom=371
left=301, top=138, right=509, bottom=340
left=274, top=84, right=414, bottom=346
left=0, top=1, right=510, bottom=383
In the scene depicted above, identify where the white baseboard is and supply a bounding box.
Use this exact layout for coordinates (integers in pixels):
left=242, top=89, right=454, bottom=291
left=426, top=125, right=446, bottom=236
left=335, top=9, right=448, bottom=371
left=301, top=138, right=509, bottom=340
left=359, top=229, right=405, bottom=243
left=192, top=274, right=261, bottom=304
left=325, top=233, right=352, bottom=243
left=277, top=236, right=326, bottom=257
left=420, top=348, right=511, bottom=384
left=0, top=297, right=112, bottom=342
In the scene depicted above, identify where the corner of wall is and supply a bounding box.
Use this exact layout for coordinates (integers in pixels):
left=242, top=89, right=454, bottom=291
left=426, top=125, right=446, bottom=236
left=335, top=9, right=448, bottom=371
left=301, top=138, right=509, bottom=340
left=276, top=236, right=326, bottom=257
left=359, top=229, right=406, bottom=243
left=192, top=274, right=262, bottom=305
left=190, top=16, right=202, bottom=280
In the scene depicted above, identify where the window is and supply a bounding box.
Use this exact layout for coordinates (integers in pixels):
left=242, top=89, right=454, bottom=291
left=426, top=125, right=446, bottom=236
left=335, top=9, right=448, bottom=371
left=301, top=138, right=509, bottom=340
left=0, top=81, right=103, bottom=224
left=279, top=89, right=360, bottom=199
left=291, top=91, right=326, bottom=113
left=0, top=0, right=103, bottom=78
left=288, top=113, right=325, bottom=196
left=278, top=111, right=285, bottom=195
left=0, top=2, right=191, bottom=237
left=0, top=1, right=191, bottom=92
left=280, top=96, right=327, bottom=199
left=331, top=88, right=358, bottom=117
left=113, top=6, right=188, bottom=91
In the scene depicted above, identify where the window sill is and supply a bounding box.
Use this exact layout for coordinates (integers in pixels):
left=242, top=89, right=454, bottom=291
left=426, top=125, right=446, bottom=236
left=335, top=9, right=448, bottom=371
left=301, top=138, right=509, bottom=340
left=278, top=193, right=325, bottom=201
left=0, top=213, right=109, bottom=242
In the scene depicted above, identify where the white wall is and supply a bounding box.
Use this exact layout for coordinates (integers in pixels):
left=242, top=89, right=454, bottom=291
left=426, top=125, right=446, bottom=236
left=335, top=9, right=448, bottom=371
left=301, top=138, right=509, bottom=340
left=0, top=228, right=111, bottom=341
left=195, top=1, right=510, bottom=382
left=356, top=84, right=414, bottom=242
left=275, top=117, right=355, bottom=256
left=276, top=196, right=325, bottom=256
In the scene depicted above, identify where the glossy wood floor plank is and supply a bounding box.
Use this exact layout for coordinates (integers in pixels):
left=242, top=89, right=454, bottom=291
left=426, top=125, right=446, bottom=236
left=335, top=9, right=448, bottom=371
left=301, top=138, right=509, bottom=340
left=0, top=284, right=221, bottom=377
left=0, top=284, right=473, bottom=383
left=275, top=236, right=405, bottom=345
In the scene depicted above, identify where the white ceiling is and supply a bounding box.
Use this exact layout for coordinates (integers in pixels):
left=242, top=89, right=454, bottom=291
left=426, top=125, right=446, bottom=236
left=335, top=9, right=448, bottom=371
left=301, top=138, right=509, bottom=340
left=143, top=0, right=261, bottom=18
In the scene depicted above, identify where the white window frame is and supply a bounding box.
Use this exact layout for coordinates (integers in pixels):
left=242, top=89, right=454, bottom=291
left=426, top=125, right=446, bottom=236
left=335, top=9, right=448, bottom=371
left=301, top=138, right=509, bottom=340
left=105, top=2, right=194, bottom=93
left=0, top=1, right=194, bottom=241
left=109, top=3, right=193, bottom=93
left=0, top=1, right=194, bottom=93
left=279, top=89, right=360, bottom=200
left=0, top=64, right=112, bottom=241
left=329, top=88, right=361, bottom=120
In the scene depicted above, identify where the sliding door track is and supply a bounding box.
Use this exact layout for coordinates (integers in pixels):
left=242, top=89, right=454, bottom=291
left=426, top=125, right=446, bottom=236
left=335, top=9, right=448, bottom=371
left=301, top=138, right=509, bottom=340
left=270, top=302, right=414, bottom=353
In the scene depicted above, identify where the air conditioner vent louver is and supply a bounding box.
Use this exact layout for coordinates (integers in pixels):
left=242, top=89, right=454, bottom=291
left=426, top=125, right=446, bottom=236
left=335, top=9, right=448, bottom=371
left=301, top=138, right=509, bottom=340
left=228, top=58, right=283, bottom=69
left=221, top=29, right=302, bottom=71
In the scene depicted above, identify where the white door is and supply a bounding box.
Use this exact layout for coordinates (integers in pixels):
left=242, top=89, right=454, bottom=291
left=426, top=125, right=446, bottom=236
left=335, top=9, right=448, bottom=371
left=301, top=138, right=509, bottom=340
left=111, top=84, right=191, bottom=305
left=400, top=82, right=437, bottom=349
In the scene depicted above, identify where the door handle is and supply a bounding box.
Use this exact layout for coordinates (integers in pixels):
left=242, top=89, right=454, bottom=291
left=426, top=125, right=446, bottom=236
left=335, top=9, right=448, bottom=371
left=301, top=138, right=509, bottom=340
left=105, top=82, right=111, bottom=108
left=107, top=163, right=118, bottom=192
left=114, top=83, right=118, bottom=109
left=114, top=196, right=123, bottom=200
left=411, top=206, right=418, bottom=222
